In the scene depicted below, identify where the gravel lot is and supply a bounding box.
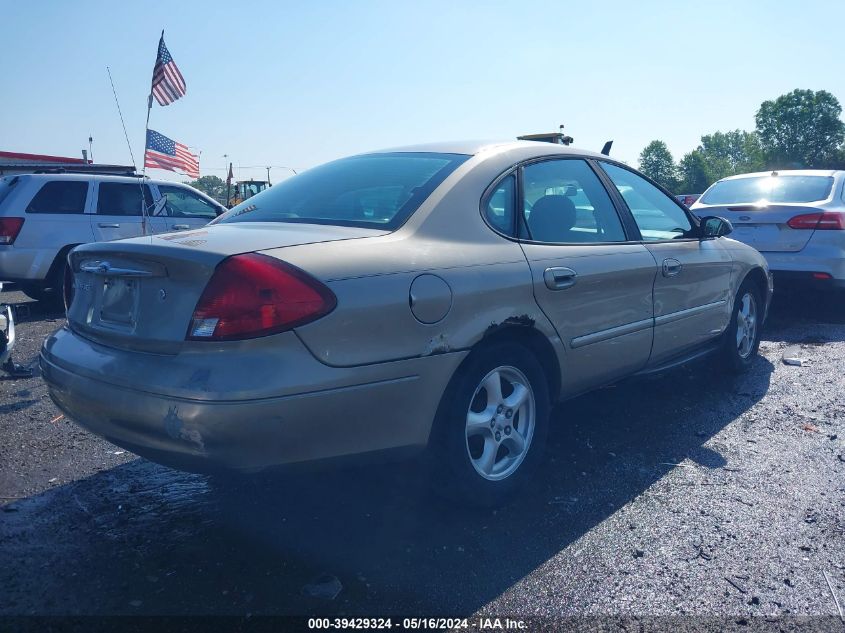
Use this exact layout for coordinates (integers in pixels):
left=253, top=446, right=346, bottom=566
left=1, top=285, right=843, bottom=626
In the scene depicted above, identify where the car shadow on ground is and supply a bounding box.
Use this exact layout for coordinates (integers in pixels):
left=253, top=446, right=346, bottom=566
left=1, top=345, right=774, bottom=616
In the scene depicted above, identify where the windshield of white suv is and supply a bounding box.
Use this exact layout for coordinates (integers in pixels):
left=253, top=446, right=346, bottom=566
left=701, top=175, right=834, bottom=205
left=214, top=152, right=469, bottom=230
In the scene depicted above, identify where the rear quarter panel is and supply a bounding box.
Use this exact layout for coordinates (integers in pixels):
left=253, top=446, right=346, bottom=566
left=275, top=148, right=563, bottom=368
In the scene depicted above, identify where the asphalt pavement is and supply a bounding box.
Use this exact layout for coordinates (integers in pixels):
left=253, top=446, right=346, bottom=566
left=1, top=285, right=843, bottom=627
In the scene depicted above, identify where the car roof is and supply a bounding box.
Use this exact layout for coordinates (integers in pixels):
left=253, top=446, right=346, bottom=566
left=717, top=169, right=843, bottom=181
left=370, top=140, right=606, bottom=159
left=6, top=172, right=192, bottom=186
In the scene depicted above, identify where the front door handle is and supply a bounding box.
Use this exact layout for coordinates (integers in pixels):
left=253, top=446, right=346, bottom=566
left=662, top=258, right=682, bottom=277
left=171, top=224, right=190, bottom=230
left=543, top=267, right=577, bottom=290
left=98, top=223, right=120, bottom=228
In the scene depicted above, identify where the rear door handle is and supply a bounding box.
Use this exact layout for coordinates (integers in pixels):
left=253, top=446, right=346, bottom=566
left=171, top=224, right=190, bottom=230
left=98, top=223, right=120, bottom=228
left=662, top=259, right=682, bottom=277
left=543, top=267, right=577, bottom=290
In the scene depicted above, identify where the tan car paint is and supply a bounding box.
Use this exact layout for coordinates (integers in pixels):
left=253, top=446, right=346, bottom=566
left=42, top=141, right=771, bottom=473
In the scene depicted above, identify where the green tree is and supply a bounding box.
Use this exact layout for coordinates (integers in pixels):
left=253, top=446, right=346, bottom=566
left=184, top=175, right=229, bottom=204
left=755, top=89, right=845, bottom=168
left=697, top=130, right=765, bottom=180
left=677, top=149, right=711, bottom=193
left=638, top=140, right=678, bottom=191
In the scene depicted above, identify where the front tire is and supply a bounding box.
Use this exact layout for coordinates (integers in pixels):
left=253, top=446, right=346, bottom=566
left=429, top=342, right=550, bottom=506
left=720, top=279, right=762, bottom=373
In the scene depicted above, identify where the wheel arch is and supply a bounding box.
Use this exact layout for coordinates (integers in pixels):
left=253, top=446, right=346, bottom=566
left=743, top=266, right=769, bottom=305
left=459, top=322, right=562, bottom=403
left=44, top=244, right=81, bottom=291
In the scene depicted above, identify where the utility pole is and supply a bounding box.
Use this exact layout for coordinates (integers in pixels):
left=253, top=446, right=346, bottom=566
left=88, top=136, right=94, bottom=163
left=225, top=161, right=233, bottom=208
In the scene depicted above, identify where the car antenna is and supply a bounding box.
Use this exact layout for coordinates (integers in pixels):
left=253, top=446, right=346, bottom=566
left=601, top=140, right=613, bottom=156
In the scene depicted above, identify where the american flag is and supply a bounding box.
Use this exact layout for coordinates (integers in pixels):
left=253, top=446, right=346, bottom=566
left=151, top=33, right=186, bottom=106
left=144, top=129, right=200, bottom=178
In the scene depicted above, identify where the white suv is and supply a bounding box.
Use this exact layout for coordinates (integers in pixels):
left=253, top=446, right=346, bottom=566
left=0, top=173, right=226, bottom=305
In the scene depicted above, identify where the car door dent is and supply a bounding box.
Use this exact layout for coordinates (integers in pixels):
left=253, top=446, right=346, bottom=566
left=570, top=317, right=653, bottom=349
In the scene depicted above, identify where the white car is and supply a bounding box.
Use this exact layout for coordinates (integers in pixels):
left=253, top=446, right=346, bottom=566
left=692, top=170, right=845, bottom=291
left=0, top=173, right=226, bottom=305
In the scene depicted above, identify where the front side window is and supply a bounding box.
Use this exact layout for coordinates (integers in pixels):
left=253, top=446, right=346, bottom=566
left=97, top=183, right=154, bottom=216
left=484, top=174, right=516, bottom=235
left=522, top=159, right=626, bottom=243
left=158, top=185, right=219, bottom=219
left=214, top=152, right=469, bottom=230
left=601, top=163, right=695, bottom=241
left=26, top=181, right=88, bottom=214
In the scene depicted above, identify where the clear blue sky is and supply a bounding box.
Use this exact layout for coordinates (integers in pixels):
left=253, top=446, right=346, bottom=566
left=2, top=0, right=843, bottom=183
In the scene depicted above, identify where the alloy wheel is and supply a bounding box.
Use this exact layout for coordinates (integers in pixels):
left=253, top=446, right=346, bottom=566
left=736, top=292, right=758, bottom=359
left=465, top=365, right=536, bottom=481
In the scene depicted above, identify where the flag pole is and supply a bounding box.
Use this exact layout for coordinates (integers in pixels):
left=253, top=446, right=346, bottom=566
left=141, top=93, right=152, bottom=177
left=141, top=29, right=163, bottom=179
left=139, top=30, right=163, bottom=235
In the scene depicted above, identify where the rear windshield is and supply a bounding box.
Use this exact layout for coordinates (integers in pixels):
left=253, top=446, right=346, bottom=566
left=701, top=175, right=834, bottom=205
left=214, top=152, right=469, bottom=230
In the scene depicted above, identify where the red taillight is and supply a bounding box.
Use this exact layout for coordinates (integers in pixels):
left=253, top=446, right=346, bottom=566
left=187, top=253, right=336, bottom=341
left=786, top=212, right=845, bottom=230
left=0, top=217, right=24, bottom=245
left=813, top=272, right=832, bottom=280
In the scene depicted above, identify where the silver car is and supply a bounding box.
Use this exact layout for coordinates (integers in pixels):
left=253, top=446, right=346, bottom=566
left=691, top=169, right=845, bottom=290
left=41, top=141, right=772, bottom=504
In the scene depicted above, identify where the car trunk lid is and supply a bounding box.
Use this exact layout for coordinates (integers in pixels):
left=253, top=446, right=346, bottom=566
left=66, top=222, right=387, bottom=353
left=695, top=203, right=824, bottom=252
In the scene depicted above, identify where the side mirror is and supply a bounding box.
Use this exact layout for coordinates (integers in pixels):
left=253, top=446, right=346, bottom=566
left=700, top=215, right=733, bottom=238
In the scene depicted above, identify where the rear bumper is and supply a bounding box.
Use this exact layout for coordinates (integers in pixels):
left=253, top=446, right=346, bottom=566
left=771, top=270, right=845, bottom=290
left=40, top=327, right=466, bottom=473
left=761, top=245, right=845, bottom=286
left=0, top=246, right=56, bottom=283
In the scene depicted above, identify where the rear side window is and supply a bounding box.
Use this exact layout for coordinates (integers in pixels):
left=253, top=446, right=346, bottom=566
left=484, top=174, right=516, bottom=235
left=214, top=152, right=469, bottom=230
left=26, top=181, right=88, bottom=214
left=702, top=175, right=834, bottom=205
left=522, top=159, right=626, bottom=243
left=97, top=183, right=154, bottom=216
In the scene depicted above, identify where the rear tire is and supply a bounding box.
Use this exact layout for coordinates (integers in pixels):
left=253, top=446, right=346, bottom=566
left=428, top=342, right=550, bottom=506
left=719, top=279, right=762, bottom=373
left=21, top=256, right=67, bottom=312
